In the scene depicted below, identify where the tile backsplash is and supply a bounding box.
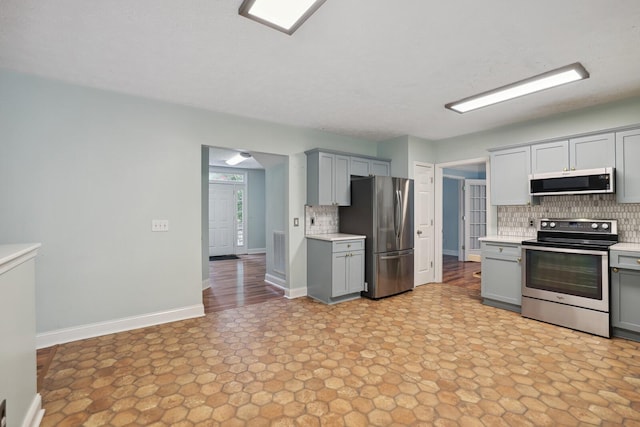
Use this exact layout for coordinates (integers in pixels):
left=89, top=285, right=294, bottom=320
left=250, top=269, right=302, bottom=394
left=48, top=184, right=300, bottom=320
left=305, top=205, right=339, bottom=235
left=498, top=194, right=640, bottom=242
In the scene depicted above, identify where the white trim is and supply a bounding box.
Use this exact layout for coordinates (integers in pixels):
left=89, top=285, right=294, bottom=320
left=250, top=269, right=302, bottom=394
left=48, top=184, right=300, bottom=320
left=0, top=244, right=40, bottom=275
left=435, top=157, right=491, bottom=284
left=442, top=249, right=459, bottom=257
left=202, top=279, right=211, bottom=290
left=286, top=287, right=307, bottom=299
left=22, top=393, right=44, bottom=427
left=265, top=273, right=286, bottom=289
left=36, top=304, right=205, bottom=348
left=264, top=274, right=306, bottom=299
left=247, top=248, right=266, bottom=254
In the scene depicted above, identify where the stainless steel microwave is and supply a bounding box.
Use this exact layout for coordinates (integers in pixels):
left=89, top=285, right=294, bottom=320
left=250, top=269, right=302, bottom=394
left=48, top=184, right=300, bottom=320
left=529, top=167, right=614, bottom=196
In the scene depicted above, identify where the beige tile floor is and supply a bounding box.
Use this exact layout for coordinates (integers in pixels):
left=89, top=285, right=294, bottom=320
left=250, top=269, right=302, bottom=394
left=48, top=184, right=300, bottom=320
left=41, top=284, right=640, bottom=426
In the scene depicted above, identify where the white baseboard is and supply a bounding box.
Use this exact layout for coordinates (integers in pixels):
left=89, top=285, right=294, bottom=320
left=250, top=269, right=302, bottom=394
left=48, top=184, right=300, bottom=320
left=286, top=287, right=307, bottom=299
left=443, top=249, right=459, bottom=256
left=36, top=304, right=205, bottom=349
left=264, top=274, right=306, bottom=299
left=202, top=279, right=211, bottom=290
left=265, top=273, right=286, bottom=289
left=247, top=248, right=266, bottom=254
left=23, top=393, right=44, bottom=427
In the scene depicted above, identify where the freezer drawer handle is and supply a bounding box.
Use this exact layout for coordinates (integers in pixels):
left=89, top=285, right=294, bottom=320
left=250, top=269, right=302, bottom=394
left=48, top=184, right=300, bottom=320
left=380, top=255, right=401, bottom=260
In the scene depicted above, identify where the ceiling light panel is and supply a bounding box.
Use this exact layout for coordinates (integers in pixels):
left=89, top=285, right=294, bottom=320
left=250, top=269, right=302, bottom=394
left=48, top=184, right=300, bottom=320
left=239, top=0, right=327, bottom=35
left=446, top=63, right=589, bottom=113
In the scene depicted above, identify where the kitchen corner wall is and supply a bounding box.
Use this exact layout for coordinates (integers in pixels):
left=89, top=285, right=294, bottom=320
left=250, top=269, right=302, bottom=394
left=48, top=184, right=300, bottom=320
left=497, top=194, right=640, bottom=242
left=304, top=206, right=339, bottom=234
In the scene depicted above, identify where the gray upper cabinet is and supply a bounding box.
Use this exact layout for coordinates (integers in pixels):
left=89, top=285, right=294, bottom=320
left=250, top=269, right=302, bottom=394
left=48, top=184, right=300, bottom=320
left=531, top=140, right=569, bottom=174
left=616, top=128, right=640, bottom=203
left=307, top=151, right=351, bottom=206
left=490, top=145, right=532, bottom=205
left=570, top=133, right=615, bottom=170
left=370, top=160, right=391, bottom=176
left=531, top=133, right=615, bottom=174
left=350, top=156, right=391, bottom=177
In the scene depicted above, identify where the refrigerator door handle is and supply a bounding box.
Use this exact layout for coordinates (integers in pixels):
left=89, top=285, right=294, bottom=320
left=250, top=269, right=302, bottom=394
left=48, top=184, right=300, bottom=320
left=394, top=189, right=402, bottom=239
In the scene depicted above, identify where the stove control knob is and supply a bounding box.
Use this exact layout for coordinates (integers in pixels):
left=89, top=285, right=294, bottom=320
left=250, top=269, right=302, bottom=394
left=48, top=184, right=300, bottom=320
left=541, top=222, right=548, bottom=228
left=549, top=222, right=556, bottom=228
left=592, top=223, right=599, bottom=229
left=602, top=223, right=609, bottom=230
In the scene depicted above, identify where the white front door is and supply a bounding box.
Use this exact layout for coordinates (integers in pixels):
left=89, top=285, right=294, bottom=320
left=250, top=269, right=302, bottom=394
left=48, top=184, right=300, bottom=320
left=463, top=179, right=486, bottom=262
left=414, top=163, right=435, bottom=286
left=209, top=183, right=236, bottom=256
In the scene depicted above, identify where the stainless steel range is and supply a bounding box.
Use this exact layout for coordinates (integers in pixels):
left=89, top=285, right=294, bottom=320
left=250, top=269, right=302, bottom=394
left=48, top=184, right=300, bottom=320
left=521, top=219, right=618, bottom=337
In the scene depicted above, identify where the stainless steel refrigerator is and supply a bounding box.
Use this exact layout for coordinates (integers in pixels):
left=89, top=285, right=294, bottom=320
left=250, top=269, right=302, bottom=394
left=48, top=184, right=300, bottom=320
left=339, top=176, right=414, bottom=299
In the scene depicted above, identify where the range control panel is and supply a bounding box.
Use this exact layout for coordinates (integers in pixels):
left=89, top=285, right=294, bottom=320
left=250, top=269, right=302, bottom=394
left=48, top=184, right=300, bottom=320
left=538, top=218, right=618, bottom=234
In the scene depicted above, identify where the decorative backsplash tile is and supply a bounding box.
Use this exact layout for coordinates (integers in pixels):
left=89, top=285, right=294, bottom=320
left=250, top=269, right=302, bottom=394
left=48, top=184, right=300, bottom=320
left=497, top=194, right=640, bottom=242
left=305, top=205, right=339, bottom=235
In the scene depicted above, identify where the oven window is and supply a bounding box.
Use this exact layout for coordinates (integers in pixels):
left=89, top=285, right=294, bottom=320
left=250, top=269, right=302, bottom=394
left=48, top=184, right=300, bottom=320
left=525, top=250, right=602, bottom=299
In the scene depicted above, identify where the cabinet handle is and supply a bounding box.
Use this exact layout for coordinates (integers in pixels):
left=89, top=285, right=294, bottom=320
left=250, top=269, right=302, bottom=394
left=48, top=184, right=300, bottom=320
left=563, top=167, right=568, bottom=171
left=517, top=257, right=521, bottom=263
left=637, top=259, right=640, bottom=264
left=347, top=244, right=351, bottom=248
left=571, top=167, right=575, bottom=171
left=613, top=267, right=619, bottom=273
left=499, top=247, right=503, bottom=253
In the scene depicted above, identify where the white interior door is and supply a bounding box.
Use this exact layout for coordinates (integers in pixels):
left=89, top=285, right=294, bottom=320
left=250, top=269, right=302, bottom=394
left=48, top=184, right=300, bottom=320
left=414, top=163, right=435, bottom=286
left=464, top=179, right=486, bottom=262
left=209, top=183, right=236, bottom=256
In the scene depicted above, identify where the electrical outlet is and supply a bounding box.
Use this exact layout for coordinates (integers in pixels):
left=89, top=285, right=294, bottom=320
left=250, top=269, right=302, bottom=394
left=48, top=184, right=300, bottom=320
left=151, top=219, right=169, bottom=232
left=311, top=217, right=315, bottom=226
left=529, top=218, right=535, bottom=227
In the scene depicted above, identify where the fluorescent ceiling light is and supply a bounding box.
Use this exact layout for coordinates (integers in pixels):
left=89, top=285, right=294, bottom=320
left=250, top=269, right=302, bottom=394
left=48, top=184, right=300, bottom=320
left=445, top=63, right=589, bottom=113
left=239, top=0, right=327, bottom=35
left=226, top=152, right=251, bottom=166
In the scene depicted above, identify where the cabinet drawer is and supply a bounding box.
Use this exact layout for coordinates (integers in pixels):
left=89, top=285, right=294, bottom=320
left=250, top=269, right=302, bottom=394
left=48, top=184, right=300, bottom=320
left=610, top=250, right=640, bottom=270
left=481, top=242, right=521, bottom=258
left=333, top=240, right=364, bottom=253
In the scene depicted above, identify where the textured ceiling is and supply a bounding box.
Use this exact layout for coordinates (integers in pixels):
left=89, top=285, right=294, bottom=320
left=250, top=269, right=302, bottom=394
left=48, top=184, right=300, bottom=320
left=1, top=0, right=639, bottom=142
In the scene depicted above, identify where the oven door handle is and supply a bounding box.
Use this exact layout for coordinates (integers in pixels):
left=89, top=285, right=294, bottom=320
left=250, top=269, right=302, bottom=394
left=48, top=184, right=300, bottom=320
left=521, top=245, right=608, bottom=256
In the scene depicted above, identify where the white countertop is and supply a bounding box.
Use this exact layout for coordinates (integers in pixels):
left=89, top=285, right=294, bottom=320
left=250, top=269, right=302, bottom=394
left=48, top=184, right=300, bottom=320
left=611, top=243, right=640, bottom=252
left=306, top=233, right=366, bottom=242
left=0, top=243, right=41, bottom=275
left=479, top=235, right=531, bottom=244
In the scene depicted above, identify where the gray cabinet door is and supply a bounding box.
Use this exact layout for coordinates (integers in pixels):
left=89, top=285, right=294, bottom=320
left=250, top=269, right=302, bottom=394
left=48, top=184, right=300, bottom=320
left=332, top=252, right=349, bottom=296
left=318, top=152, right=335, bottom=205
left=334, top=155, right=351, bottom=206
left=481, top=255, right=522, bottom=305
left=570, top=133, right=615, bottom=170
left=611, top=268, right=640, bottom=333
left=371, top=160, right=391, bottom=176
left=347, top=251, right=365, bottom=294
left=616, top=128, right=640, bottom=203
left=490, top=146, right=531, bottom=205
left=350, top=157, right=370, bottom=177
left=531, top=140, right=569, bottom=173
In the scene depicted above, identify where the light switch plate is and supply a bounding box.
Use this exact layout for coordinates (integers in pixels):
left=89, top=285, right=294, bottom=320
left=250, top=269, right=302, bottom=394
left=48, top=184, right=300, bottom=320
left=152, top=219, right=169, bottom=232
left=293, top=218, right=299, bottom=227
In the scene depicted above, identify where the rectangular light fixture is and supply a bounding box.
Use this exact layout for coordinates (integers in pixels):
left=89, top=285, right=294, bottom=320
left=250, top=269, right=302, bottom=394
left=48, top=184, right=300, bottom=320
left=226, top=152, right=251, bottom=166
left=239, top=0, right=327, bottom=35
left=445, top=63, right=589, bottom=113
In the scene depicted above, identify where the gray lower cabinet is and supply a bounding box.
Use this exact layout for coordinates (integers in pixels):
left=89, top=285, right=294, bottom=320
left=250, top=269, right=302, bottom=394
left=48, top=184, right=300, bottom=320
left=610, top=249, right=640, bottom=341
left=480, top=241, right=522, bottom=312
left=307, top=238, right=364, bottom=304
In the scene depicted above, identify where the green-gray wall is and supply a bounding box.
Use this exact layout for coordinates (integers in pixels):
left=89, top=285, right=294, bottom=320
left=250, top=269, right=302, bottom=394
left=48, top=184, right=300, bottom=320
left=247, top=169, right=266, bottom=252
left=0, top=69, right=378, bottom=334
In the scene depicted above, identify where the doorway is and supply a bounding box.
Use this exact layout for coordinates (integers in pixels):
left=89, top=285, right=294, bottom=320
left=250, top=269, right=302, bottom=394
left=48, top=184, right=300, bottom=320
left=435, top=158, right=492, bottom=283
left=209, top=176, right=245, bottom=257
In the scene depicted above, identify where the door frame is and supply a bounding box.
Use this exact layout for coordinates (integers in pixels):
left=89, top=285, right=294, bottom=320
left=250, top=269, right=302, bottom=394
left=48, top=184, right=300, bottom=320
left=435, top=157, right=493, bottom=283
left=413, top=161, right=435, bottom=286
